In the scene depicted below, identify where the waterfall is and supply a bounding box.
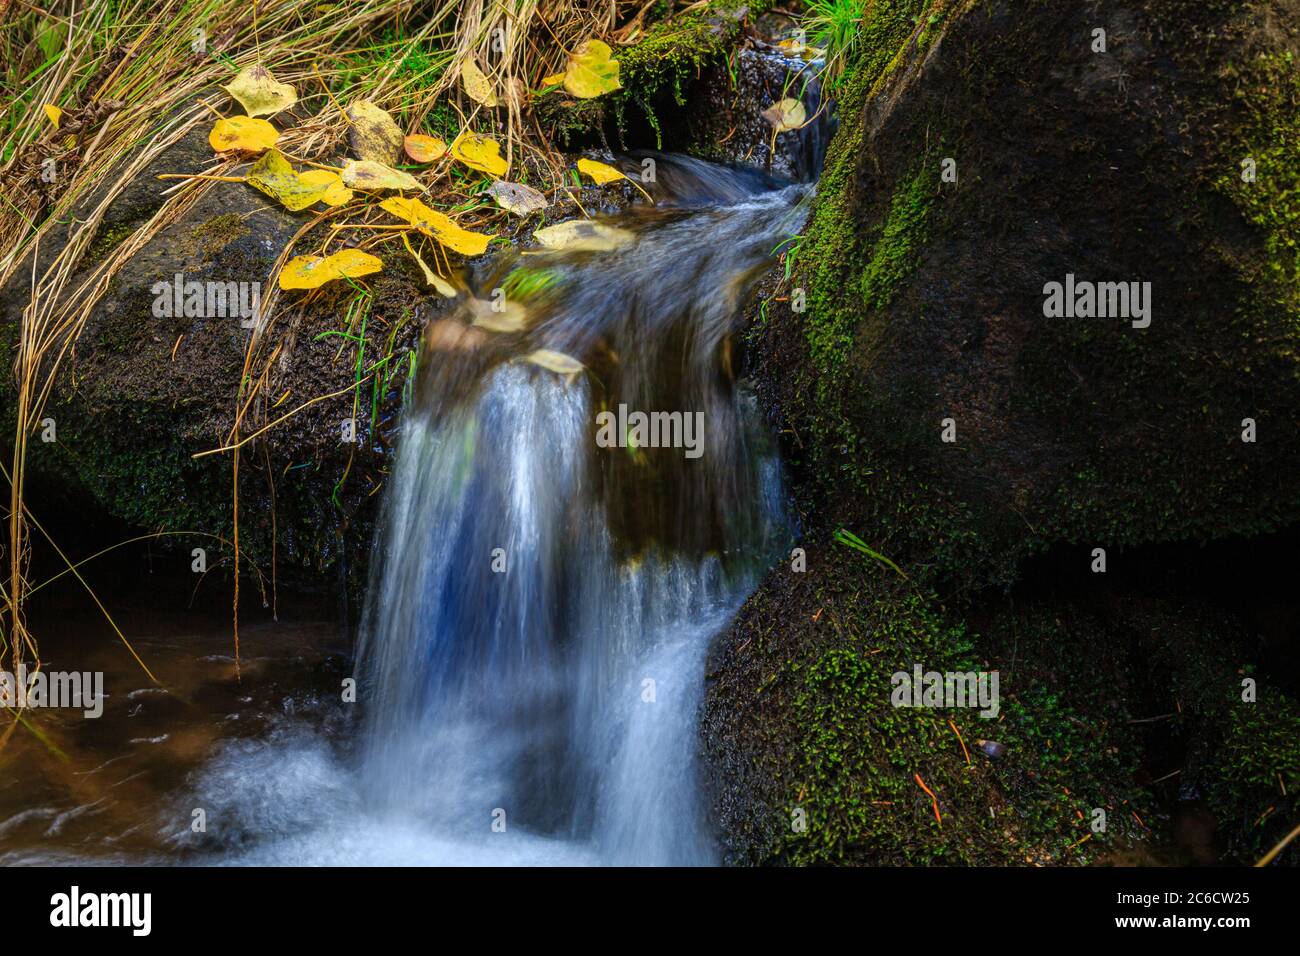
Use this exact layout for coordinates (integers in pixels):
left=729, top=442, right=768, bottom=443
left=351, top=159, right=809, bottom=865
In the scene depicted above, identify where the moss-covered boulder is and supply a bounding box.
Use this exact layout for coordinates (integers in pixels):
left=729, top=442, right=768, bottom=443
left=706, top=0, right=1300, bottom=865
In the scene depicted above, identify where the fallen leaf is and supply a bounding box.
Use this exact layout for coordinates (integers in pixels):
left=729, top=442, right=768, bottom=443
left=379, top=196, right=493, bottom=256
left=563, top=40, right=620, bottom=98
left=298, top=169, right=354, bottom=206
left=209, top=115, right=279, bottom=154
left=449, top=131, right=509, bottom=177
left=223, top=64, right=297, bottom=117
left=43, top=104, right=62, bottom=128
left=279, top=248, right=383, bottom=290
left=404, top=134, right=447, bottom=163
left=540, top=72, right=566, bottom=87
left=761, top=97, right=806, bottom=133
left=576, top=157, right=625, bottom=185
left=246, top=149, right=332, bottom=211
left=340, top=159, right=423, bottom=192
left=468, top=295, right=529, bottom=332
left=401, top=233, right=458, bottom=297
left=460, top=59, right=498, bottom=107
left=532, top=220, right=633, bottom=253
left=347, top=100, right=404, bottom=164
left=522, top=348, right=585, bottom=380
left=485, top=179, right=548, bottom=216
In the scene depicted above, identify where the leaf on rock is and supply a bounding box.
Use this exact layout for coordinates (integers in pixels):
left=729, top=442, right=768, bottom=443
left=449, top=131, right=508, bottom=177
left=298, top=169, right=354, bottom=206
left=761, top=97, right=806, bottom=133
left=575, top=157, right=625, bottom=185
left=460, top=59, right=499, bottom=107
left=540, top=72, right=566, bottom=87
left=209, top=115, right=279, bottom=154
left=563, top=40, right=620, bottom=98
left=279, top=248, right=383, bottom=290
left=522, top=349, right=584, bottom=379
left=468, top=295, right=529, bottom=332
left=246, top=149, right=332, bottom=211
left=347, top=100, right=404, bottom=164
left=379, top=196, right=493, bottom=256
left=340, top=159, right=423, bottom=192
left=43, top=104, right=62, bottom=128
left=532, top=220, right=633, bottom=253
left=404, top=134, right=447, bottom=163
left=223, top=64, right=297, bottom=118
left=485, top=179, right=548, bottom=216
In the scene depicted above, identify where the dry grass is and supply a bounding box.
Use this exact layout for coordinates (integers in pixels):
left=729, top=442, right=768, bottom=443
left=0, top=0, right=646, bottom=684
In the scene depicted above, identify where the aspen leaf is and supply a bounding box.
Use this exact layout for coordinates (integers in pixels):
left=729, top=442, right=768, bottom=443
left=468, top=295, right=529, bottom=332
left=298, top=169, right=354, bottom=206
left=563, top=40, right=620, bottom=98
left=340, top=159, right=423, bottom=192
left=761, top=97, right=806, bottom=133
left=279, top=248, right=383, bottom=290
left=460, top=59, right=498, bottom=107
left=450, top=131, right=508, bottom=176
left=401, top=233, right=457, bottom=297
left=532, top=220, right=633, bottom=252
left=209, top=116, right=279, bottom=154
left=404, top=134, right=447, bottom=163
left=246, top=149, right=332, bottom=211
left=379, top=196, right=492, bottom=256
left=522, top=349, right=585, bottom=380
left=485, top=179, right=548, bottom=216
left=576, top=157, right=625, bottom=185
left=43, top=104, right=62, bottom=128
left=347, top=100, right=404, bottom=164
left=223, top=64, right=297, bottom=118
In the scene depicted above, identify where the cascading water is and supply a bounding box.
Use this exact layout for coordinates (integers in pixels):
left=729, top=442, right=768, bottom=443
left=350, top=157, right=809, bottom=865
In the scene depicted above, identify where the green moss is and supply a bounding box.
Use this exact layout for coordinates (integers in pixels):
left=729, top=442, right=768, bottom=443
left=85, top=220, right=138, bottom=262
left=187, top=212, right=250, bottom=259
left=1206, top=693, right=1300, bottom=863
left=761, top=576, right=1146, bottom=866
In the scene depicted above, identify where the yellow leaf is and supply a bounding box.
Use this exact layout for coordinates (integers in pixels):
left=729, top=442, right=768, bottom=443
left=521, top=349, right=584, bottom=379
left=761, top=97, right=806, bottom=133
left=299, top=169, right=354, bottom=206
left=532, top=220, right=633, bottom=253
left=400, top=233, right=457, bottom=297
left=449, top=131, right=508, bottom=177
left=404, top=134, right=447, bottom=163
left=246, top=149, right=332, bottom=211
left=563, top=40, right=620, bottom=98
left=485, top=179, right=548, bottom=216
left=209, top=116, right=279, bottom=154
left=340, top=160, right=423, bottom=192
left=347, top=100, right=404, bottom=164
left=223, top=64, right=297, bottom=118
left=379, top=196, right=493, bottom=257
left=279, top=248, right=383, bottom=290
left=460, top=59, right=498, bottom=107
left=468, top=295, right=529, bottom=332
left=540, top=72, right=566, bottom=87
left=43, top=104, right=62, bottom=128
left=576, top=157, right=625, bottom=185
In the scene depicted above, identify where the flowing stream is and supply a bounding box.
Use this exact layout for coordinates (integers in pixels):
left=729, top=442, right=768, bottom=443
left=0, top=154, right=812, bottom=867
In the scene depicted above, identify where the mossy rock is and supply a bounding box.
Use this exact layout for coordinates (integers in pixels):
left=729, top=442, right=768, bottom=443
left=755, top=0, right=1300, bottom=588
